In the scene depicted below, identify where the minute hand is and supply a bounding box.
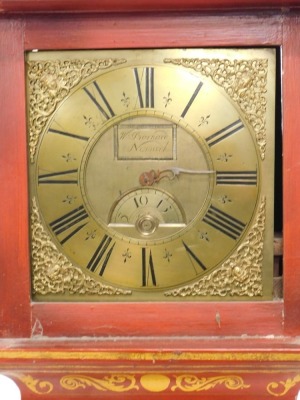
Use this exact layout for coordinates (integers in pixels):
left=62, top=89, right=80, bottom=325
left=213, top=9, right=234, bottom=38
left=139, top=168, right=215, bottom=186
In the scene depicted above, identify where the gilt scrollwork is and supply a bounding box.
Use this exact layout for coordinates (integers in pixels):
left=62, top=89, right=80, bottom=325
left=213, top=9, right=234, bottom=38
left=31, top=197, right=131, bottom=296
left=60, top=374, right=138, bottom=392
left=172, top=374, right=250, bottom=392
left=27, top=58, right=126, bottom=162
left=59, top=373, right=248, bottom=393
left=267, top=375, right=300, bottom=397
left=18, top=374, right=54, bottom=394
left=164, top=57, right=268, bottom=159
left=165, top=197, right=266, bottom=298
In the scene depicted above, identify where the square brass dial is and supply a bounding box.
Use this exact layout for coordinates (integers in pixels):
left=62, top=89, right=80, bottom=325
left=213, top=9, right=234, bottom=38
left=26, top=48, right=275, bottom=301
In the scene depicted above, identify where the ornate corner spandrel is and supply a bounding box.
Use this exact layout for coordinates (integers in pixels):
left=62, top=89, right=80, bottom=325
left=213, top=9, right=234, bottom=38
left=164, top=57, right=268, bottom=160
left=27, top=58, right=126, bottom=163
left=30, top=197, right=131, bottom=297
left=164, top=196, right=266, bottom=298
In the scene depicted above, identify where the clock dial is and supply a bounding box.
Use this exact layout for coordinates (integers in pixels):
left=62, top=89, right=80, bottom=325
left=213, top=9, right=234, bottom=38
left=28, top=48, right=275, bottom=300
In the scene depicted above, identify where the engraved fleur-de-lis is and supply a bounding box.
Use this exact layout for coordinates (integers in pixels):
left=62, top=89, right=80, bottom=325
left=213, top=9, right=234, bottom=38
left=83, top=114, right=97, bottom=130
left=217, top=153, right=232, bottom=162
left=62, top=195, right=77, bottom=204
left=219, top=195, right=232, bottom=204
left=163, top=92, right=172, bottom=108
left=86, top=229, right=97, bottom=240
left=121, top=92, right=130, bottom=108
left=198, top=114, right=210, bottom=126
left=163, top=248, right=172, bottom=262
left=199, top=231, right=209, bottom=241
left=62, top=153, right=76, bottom=163
left=122, top=248, right=132, bottom=263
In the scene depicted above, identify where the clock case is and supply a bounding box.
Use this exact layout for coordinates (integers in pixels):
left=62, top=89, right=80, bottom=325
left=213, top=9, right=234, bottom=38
left=2, top=5, right=300, bottom=400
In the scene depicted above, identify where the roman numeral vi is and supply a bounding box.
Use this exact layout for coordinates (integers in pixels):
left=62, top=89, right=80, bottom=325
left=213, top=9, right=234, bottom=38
left=142, top=248, right=156, bottom=286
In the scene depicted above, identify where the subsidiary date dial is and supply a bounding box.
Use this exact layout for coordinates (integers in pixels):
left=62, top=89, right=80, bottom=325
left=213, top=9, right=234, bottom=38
left=108, top=187, right=186, bottom=240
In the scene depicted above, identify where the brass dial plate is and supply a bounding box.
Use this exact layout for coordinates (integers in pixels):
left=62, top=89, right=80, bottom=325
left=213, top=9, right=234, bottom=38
left=27, top=48, right=275, bottom=301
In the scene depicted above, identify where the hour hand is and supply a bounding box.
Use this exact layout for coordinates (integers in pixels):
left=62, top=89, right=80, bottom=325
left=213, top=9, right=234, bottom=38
left=139, top=168, right=215, bottom=186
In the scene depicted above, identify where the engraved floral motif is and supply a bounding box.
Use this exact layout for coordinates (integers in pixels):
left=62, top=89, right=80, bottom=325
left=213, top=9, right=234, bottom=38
left=60, top=374, right=138, bottom=392
left=165, top=197, right=266, bottom=297
left=198, top=114, right=210, bottom=126
left=121, top=91, right=130, bottom=108
left=163, top=91, right=172, bottom=107
left=164, top=57, right=268, bottom=159
left=163, top=249, right=173, bottom=262
left=172, top=374, right=250, bottom=392
left=31, top=197, right=131, bottom=296
left=27, top=58, right=126, bottom=162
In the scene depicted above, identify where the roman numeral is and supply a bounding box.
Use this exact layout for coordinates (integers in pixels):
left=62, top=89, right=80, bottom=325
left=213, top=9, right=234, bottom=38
left=203, top=205, right=245, bottom=240
left=182, top=241, right=206, bottom=271
left=205, top=119, right=244, bottom=147
left=142, top=248, right=156, bottom=286
left=181, top=81, right=203, bottom=118
left=49, top=205, right=89, bottom=241
left=216, top=170, right=257, bottom=185
left=38, top=169, right=78, bottom=184
left=87, top=234, right=116, bottom=275
left=83, top=81, right=115, bottom=120
left=134, top=67, right=154, bottom=108
left=60, top=223, right=88, bottom=245
left=48, top=128, right=89, bottom=141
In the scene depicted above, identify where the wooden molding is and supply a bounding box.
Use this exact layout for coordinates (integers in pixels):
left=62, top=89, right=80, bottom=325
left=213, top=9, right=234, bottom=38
left=1, top=0, right=300, bottom=13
